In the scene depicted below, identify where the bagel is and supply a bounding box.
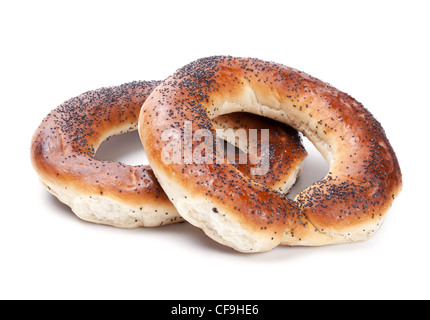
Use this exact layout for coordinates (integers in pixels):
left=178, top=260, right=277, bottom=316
left=139, top=56, right=403, bottom=252
left=31, top=80, right=306, bottom=228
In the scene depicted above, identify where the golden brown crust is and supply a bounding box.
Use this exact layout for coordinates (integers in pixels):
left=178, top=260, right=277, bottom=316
left=31, top=81, right=170, bottom=209
left=139, top=56, right=402, bottom=250
left=31, top=80, right=306, bottom=227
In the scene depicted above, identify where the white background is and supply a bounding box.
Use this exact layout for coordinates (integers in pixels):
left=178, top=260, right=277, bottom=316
left=1, top=0, right=429, bottom=300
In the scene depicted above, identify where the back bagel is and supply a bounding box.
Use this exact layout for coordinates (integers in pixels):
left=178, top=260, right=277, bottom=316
left=31, top=80, right=307, bottom=228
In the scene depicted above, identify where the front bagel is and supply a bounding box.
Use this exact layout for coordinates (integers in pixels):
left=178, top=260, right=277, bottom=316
left=139, top=56, right=402, bottom=253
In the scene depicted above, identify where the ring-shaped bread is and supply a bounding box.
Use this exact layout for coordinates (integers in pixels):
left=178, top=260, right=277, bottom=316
left=139, top=56, right=402, bottom=252
left=31, top=80, right=306, bottom=228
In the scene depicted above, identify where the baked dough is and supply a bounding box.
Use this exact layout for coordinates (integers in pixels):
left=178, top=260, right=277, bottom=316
left=139, top=57, right=402, bottom=252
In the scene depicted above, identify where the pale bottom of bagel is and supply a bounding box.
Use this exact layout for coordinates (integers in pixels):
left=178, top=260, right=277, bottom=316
left=280, top=216, right=387, bottom=247
left=150, top=161, right=385, bottom=252
left=39, top=158, right=303, bottom=230
left=39, top=179, right=181, bottom=228
left=152, top=167, right=275, bottom=253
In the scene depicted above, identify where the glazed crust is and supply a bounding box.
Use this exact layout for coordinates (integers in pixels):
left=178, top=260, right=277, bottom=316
left=31, top=80, right=306, bottom=228
left=139, top=56, right=402, bottom=252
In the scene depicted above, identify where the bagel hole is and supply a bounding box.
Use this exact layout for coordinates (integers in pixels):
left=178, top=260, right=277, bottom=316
left=287, top=135, right=329, bottom=200
left=95, top=131, right=149, bottom=166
